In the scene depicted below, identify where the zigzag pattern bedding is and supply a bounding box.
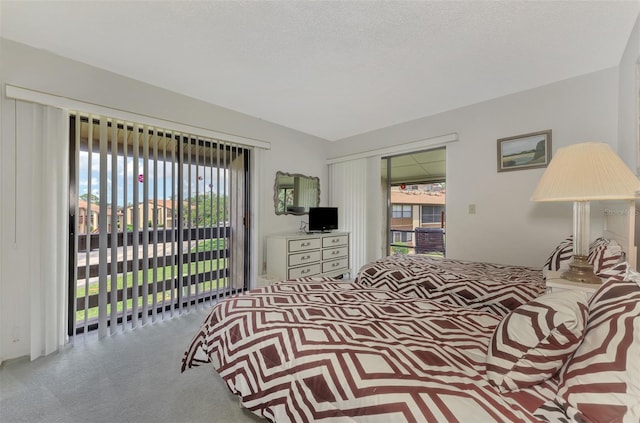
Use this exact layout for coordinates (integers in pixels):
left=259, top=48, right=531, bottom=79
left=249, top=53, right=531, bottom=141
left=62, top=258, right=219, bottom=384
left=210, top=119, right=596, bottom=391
left=182, top=279, right=559, bottom=422
left=355, top=255, right=546, bottom=316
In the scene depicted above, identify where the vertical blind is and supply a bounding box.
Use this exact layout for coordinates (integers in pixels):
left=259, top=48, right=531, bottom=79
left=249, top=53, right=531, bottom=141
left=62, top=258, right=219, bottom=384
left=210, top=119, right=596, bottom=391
left=69, top=113, right=250, bottom=338
left=328, top=158, right=370, bottom=276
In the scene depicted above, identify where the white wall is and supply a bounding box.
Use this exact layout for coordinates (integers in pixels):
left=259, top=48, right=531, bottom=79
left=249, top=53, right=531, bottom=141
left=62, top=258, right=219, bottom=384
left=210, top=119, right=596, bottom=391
left=255, top=141, right=332, bottom=275
left=0, top=38, right=330, bottom=360
left=329, top=68, right=620, bottom=268
left=617, top=15, right=640, bottom=270
left=618, top=15, right=640, bottom=174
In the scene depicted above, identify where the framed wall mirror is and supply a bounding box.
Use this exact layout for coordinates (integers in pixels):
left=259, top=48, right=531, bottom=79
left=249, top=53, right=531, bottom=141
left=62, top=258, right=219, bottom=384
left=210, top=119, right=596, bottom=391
left=274, top=171, right=320, bottom=215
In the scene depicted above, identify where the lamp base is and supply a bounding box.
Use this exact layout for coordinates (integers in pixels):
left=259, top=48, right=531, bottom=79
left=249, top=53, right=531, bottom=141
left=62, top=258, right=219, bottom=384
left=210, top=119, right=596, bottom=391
left=561, top=255, right=601, bottom=284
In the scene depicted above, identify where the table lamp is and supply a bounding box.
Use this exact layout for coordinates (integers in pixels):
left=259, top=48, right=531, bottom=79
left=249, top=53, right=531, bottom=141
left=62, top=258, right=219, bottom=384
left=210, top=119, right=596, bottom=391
left=531, top=142, right=639, bottom=283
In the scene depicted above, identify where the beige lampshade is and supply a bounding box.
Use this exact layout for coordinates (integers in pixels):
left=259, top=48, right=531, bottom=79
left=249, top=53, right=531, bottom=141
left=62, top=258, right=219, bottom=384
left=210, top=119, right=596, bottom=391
left=531, top=142, right=640, bottom=202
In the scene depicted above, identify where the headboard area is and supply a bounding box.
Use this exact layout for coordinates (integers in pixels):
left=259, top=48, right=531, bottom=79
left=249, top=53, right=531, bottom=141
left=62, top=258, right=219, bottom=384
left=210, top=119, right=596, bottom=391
left=603, top=200, right=638, bottom=270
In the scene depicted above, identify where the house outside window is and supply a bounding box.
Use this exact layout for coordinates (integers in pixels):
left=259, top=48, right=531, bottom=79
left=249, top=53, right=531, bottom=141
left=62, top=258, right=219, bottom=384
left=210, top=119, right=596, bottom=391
left=389, top=183, right=446, bottom=254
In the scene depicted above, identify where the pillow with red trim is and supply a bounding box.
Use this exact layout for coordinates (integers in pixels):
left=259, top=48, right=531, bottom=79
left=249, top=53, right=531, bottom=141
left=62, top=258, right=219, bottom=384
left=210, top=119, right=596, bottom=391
left=485, top=290, right=589, bottom=392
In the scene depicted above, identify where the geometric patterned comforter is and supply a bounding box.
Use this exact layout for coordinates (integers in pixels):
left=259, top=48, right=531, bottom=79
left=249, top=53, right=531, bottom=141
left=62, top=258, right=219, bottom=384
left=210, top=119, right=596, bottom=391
left=181, top=279, right=562, bottom=422
left=355, top=255, right=547, bottom=317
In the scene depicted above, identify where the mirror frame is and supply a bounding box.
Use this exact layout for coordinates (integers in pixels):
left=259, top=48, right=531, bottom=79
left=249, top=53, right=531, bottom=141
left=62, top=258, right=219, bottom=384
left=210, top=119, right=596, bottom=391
left=273, top=171, right=320, bottom=215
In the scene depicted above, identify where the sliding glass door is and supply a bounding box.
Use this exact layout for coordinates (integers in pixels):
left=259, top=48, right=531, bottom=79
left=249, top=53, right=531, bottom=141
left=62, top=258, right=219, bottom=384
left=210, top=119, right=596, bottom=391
left=68, top=113, right=250, bottom=337
left=382, top=148, right=446, bottom=256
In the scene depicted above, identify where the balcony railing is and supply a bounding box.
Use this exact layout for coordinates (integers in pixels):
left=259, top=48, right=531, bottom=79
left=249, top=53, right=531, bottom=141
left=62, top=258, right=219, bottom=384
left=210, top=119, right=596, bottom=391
left=71, top=226, right=234, bottom=334
left=389, top=228, right=446, bottom=256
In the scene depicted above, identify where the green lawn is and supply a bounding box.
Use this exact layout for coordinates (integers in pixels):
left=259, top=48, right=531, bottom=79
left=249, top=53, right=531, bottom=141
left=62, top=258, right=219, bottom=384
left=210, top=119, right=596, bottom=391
left=75, top=259, right=228, bottom=322
left=391, top=242, right=410, bottom=255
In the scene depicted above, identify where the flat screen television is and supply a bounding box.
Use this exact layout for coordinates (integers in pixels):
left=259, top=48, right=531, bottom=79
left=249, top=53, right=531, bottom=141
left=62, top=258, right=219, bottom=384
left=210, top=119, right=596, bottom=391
left=308, top=207, right=338, bottom=233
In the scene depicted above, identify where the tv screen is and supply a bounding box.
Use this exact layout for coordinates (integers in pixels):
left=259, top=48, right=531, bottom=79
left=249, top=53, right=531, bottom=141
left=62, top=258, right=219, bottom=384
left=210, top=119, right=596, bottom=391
left=308, top=207, right=338, bottom=232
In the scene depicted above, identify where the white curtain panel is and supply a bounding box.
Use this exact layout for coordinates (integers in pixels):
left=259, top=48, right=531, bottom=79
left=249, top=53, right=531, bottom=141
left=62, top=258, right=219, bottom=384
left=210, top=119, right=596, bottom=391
left=17, top=101, right=69, bottom=360
left=328, top=158, right=369, bottom=278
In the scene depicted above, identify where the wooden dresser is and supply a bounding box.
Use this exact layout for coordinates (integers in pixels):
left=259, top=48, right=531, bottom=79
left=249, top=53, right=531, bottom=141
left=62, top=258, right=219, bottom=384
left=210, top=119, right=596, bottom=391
left=266, top=232, right=350, bottom=281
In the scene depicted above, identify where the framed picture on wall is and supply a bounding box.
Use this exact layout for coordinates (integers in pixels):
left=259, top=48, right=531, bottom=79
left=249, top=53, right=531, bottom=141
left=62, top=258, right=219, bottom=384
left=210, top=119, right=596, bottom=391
left=497, top=129, right=552, bottom=172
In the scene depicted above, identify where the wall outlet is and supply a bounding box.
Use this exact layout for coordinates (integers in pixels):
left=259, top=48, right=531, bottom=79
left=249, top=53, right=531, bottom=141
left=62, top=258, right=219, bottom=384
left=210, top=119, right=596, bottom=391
left=468, top=204, right=477, bottom=214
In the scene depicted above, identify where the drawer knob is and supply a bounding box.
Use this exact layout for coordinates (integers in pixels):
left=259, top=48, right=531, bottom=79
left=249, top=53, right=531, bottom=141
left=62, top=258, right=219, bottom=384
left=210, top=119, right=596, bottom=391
left=332, top=262, right=340, bottom=267
left=332, top=239, right=339, bottom=243
left=302, top=269, right=310, bottom=274
left=332, top=250, right=339, bottom=255
left=301, top=242, right=310, bottom=247
left=302, top=255, right=310, bottom=260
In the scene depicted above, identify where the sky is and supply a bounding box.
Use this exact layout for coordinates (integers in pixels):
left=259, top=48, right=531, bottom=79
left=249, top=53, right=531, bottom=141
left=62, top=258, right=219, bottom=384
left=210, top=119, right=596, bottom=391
left=78, top=151, right=229, bottom=206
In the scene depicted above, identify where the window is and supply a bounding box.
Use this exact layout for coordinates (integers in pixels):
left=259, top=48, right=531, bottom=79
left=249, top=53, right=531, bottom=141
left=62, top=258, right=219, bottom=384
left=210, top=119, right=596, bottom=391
left=421, top=205, right=444, bottom=224
left=68, top=114, right=250, bottom=336
left=392, top=204, right=412, bottom=219
left=392, top=231, right=413, bottom=243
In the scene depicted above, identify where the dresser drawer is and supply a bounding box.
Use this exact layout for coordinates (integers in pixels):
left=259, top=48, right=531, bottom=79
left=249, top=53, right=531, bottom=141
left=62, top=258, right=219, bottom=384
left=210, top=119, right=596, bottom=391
left=288, top=263, right=322, bottom=279
left=322, top=234, right=348, bottom=248
left=322, top=258, right=348, bottom=274
left=267, top=232, right=350, bottom=281
left=322, top=246, right=348, bottom=260
left=288, top=237, right=321, bottom=252
left=289, top=250, right=321, bottom=267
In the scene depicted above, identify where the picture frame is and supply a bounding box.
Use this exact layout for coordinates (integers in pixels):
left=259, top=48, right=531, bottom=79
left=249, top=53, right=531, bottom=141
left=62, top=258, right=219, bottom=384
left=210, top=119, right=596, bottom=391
left=497, top=129, right=552, bottom=172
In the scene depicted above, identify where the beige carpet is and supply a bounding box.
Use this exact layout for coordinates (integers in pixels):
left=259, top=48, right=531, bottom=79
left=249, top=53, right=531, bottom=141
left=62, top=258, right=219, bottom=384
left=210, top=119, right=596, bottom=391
left=0, top=308, right=264, bottom=423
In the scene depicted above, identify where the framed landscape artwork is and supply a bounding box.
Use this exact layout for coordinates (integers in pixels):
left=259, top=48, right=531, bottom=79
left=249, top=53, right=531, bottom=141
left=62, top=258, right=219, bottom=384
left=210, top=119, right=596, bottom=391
left=497, top=130, right=552, bottom=172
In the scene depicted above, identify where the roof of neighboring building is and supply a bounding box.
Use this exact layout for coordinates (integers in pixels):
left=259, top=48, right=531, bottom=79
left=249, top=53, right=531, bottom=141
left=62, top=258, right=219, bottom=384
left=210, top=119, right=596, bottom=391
left=390, top=190, right=445, bottom=205
left=77, top=199, right=114, bottom=215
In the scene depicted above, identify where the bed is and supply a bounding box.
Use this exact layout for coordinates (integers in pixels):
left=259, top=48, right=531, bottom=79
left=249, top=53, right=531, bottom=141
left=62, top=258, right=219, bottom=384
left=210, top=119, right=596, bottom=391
left=354, top=255, right=547, bottom=317
left=182, top=204, right=638, bottom=422
left=354, top=201, right=635, bottom=318
left=182, top=264, right=640, bottom=423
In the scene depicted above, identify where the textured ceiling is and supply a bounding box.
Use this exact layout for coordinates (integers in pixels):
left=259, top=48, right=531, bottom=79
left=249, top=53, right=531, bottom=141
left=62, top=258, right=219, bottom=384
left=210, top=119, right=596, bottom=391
left=1, top=1, right=638, bottom=141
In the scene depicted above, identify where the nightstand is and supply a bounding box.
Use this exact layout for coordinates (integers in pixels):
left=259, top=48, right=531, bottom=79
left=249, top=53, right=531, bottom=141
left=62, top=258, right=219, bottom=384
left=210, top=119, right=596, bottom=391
left=545, top=271, right=599, bottom=297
